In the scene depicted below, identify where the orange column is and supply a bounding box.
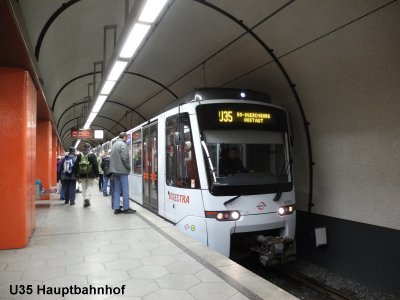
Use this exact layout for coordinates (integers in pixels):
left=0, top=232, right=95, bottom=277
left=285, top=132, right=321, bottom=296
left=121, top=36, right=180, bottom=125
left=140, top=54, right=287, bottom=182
left=0, top=67, right=37, bottom=249
left=36, top=120, right=52, bottom=200
left=58, top=140, right=64, bottom=157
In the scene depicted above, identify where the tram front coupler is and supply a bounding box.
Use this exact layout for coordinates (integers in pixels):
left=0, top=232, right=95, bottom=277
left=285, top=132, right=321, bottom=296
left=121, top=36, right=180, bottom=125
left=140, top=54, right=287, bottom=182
left=251, top=235, right=296, bottom=267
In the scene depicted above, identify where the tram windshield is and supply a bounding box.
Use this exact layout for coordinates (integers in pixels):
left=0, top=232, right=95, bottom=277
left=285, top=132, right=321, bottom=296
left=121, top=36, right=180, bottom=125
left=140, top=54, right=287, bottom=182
left=197, top=103, right=293, bottom=195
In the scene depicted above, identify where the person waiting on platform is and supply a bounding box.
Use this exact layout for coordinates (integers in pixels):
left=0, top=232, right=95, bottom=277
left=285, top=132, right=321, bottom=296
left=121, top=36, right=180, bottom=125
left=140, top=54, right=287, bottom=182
left=110, top=132, right=135, bottom=214
left=97, top=152, right=104, bottom=192
left=220, top=147, right=247, bottom=176
left=56, top=156, right=65, bottom=200
left=77, top=143, right=99, bottom=208
left=101, top=150, right=112, bottom=197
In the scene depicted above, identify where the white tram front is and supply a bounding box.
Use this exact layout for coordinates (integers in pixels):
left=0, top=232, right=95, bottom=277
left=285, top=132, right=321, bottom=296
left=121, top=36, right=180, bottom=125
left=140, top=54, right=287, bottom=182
left=122, top=88, right=295, bottom=265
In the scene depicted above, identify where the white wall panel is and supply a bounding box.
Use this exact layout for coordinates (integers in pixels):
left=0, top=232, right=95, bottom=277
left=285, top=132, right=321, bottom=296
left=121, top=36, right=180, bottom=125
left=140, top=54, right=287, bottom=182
left=278, top=3, right=400, bottom=229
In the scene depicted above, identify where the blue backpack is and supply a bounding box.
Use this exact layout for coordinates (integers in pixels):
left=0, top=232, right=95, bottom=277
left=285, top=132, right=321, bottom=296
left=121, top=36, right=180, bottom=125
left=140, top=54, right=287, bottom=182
left=63, top=156, right=75, bottom=175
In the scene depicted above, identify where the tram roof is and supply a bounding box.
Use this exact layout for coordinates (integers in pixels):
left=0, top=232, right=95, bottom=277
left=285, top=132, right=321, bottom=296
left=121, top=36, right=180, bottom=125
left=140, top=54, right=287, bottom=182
left=157, top=88, right=271, bottom=115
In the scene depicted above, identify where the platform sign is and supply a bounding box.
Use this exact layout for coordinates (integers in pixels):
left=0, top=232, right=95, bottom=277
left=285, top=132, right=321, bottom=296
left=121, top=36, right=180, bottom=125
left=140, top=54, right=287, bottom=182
left=94, top=130, right=104, bottom=139
left=71, top=128, right=93, bottom=139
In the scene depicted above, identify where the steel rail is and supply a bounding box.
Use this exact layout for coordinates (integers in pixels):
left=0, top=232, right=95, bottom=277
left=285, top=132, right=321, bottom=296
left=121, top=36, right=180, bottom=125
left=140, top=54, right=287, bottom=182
left=278, top=268, right=354, bottom=300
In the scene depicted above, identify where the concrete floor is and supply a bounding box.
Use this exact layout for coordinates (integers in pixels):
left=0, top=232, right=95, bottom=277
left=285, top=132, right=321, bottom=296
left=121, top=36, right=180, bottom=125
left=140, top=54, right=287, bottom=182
left=0, top=186, right=296, bottom=300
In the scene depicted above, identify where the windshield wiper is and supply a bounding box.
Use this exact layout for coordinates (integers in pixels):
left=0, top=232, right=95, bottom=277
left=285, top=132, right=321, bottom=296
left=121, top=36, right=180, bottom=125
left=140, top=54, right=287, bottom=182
left=201, top=140, right=217, bottom=182
left=273, top=159, right=292, bottom=202
left=224, top=195, right=242, bottom=206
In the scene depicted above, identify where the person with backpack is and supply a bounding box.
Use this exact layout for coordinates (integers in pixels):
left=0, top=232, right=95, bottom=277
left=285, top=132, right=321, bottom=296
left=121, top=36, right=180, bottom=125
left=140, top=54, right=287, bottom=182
left=56, top=156, right=65, bottom=200
left=59, top=147, right=78, bottom=205
left=77, top=143, right=99, bottom=208
left=101, top=150, right=112, bottom=197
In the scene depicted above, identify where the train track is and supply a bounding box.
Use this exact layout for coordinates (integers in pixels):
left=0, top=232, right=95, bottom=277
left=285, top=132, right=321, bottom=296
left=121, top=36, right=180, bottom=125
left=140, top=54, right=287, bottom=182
left=234, top=255, right=356, bottom=300
left=276, top=267, right=355, bottom=300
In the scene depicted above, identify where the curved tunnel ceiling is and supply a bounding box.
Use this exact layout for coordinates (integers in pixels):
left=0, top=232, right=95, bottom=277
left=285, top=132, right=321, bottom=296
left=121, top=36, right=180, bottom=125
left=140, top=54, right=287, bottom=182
left=18, top=0, right=397, bottom=150
left=15, top=0, right=399, bottom=220
left=12, top=0, right=400, bottom=238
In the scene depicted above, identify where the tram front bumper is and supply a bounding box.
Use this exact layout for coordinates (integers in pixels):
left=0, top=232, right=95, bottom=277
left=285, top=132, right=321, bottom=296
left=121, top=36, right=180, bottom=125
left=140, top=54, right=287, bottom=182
left=251, top=235, right=296, bottom=266
left=235, top=213, right=296, bottom=266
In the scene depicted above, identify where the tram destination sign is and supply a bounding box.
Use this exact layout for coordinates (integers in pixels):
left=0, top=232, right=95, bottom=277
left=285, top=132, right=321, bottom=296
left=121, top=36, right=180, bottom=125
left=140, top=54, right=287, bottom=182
left=196, top=103, right=288, bottom=132
left=218, top=110, right=271, bottom=124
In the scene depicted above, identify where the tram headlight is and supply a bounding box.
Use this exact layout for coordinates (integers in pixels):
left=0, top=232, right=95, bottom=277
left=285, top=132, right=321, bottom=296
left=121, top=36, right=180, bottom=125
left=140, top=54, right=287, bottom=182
left=278, top=207, right=286, bottom=216
left=231, top=211, right=240, bottom=220
left=205, top=211, right=241, bottom=221
left=278, top=205, right=296, bottom=216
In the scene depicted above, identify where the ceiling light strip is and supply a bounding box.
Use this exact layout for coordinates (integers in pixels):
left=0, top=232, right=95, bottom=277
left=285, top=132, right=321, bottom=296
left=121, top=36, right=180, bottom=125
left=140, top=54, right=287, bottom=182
left=119, top=23, right=151, bottom=59
left=139, top=0, right=169, bottom=23
left=74, top=139, right=81, bottom=149
left=83, top=0, right=169, bottom=130
left=108, top=60, right=129, bottom=81
left=92, top=95, right=108, bottom=113
left=100, top=80, right=117, bottom=95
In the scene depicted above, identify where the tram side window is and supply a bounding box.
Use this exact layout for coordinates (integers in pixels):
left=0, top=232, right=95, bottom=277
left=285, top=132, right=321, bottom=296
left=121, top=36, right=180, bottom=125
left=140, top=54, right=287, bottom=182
left=127, top=133, right=132, bottom=173
left=166, top=113, right=199, bottom=188
left=132, top=130, right=142, bottom=174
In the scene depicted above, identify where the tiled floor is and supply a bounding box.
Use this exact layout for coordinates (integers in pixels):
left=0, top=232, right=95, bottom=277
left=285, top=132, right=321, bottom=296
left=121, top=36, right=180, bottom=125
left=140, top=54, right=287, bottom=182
left=0, top=186, right=297, bottom=300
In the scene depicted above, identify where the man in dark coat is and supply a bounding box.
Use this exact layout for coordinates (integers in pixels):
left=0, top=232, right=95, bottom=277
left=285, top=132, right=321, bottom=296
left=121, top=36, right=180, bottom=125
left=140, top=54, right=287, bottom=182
left=101, top=150, right=112, bottom=196
left=59, top=147, right=78, bottom=205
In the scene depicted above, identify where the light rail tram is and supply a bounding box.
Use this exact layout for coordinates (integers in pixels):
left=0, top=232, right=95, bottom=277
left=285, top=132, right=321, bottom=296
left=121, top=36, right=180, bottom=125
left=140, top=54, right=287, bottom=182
left=98, top=88, right=296, bottom=266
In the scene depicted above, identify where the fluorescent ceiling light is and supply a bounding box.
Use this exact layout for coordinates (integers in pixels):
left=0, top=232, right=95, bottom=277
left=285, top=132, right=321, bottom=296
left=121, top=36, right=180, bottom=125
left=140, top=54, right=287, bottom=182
left=107, top=60, right=128, bottom=81
left=119, top=23, right=151, bottom=58
left=82, top=0, right=167, bottom=132
left=139, top=0, right=168, bottom=23
left=74, top=139, right=81, bottom=148
left=92, top=95, right=108, bottom=113
left=101, top=80, right=116, bottom=95
left=87, top=112, right=97, bottom=124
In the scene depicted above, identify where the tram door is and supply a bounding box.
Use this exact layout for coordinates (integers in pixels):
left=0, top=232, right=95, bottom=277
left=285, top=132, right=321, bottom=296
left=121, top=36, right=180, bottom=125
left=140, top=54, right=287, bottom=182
left=142, top=122, right=158, bottom=211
